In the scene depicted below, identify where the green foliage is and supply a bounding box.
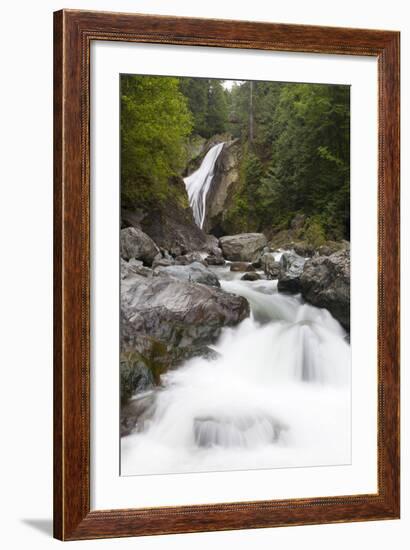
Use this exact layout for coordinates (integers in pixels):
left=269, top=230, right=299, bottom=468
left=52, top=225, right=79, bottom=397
left=302, top=216, right=327, bottom=248
left=206, top=81, right=229, bottom=135
left=121, top=75, right=193, bottom=207
left=179, top=78, right=228, bottom=138
left=223, top=149, right=263, bottom=234
left=226, top=82, right=350, bottom=240
left=179, top=78, right=209, bottom=136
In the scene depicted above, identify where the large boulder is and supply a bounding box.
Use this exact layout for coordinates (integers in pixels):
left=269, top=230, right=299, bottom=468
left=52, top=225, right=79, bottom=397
left=219, top=233, right=267, bottom=262
left=120, top=227, right=160, bottom=266
left=300, top=249, right=350, bottom=330
left=121, top=271, right=250, bottom=372
left=277, top=251, right=306, bottom=293
left=261, top=252, right=281, bottom=279
left=154, top=262, right=220, bottom=287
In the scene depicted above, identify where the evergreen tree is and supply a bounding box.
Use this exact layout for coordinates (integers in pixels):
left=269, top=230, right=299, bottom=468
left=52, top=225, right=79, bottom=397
left=205, top=80, right=228, bottom=136
left=179, top=78, right=209, bottom=136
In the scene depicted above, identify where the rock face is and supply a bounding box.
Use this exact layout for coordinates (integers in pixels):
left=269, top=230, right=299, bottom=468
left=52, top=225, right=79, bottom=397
left=277, top=251, right=306, bottom=293
left=219, top=233, right=267, bottom=262
left=122, top=176, right=208, bottom=255
left=300, top=249, right=350, bottom=330
left=261, top=253, right=281, bottom=279
left=121, top=269, right=250, bottom=378
left=203, top=139, right=241, bottom=234
left=120, top=227, right=160, bottom=266
left=154, top=262, right=220, bottom=287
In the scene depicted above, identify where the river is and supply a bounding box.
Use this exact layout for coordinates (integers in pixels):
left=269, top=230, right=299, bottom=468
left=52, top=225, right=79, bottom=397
left=121, top=263, right=351, bottom=476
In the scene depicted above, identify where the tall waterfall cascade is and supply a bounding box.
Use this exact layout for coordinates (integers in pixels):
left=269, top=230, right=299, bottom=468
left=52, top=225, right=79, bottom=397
left=184, top=142, right=225, bottom=228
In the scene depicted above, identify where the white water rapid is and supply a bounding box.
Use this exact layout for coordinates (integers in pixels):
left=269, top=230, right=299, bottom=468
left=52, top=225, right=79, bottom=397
left=183, top=143, right=225, bottom=228
left=121, top=266, right=351, bottom=476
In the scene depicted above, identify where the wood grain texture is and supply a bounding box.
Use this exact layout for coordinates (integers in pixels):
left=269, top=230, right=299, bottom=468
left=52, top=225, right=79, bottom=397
left=53, top=9, right=400, bottom=541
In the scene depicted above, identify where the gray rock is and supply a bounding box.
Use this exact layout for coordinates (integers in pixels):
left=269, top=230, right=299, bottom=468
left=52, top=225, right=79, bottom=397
left=154, top=262, right=221, bottom=287
left=160, top=248, right=174, bottom=261
left=151, top=256, right=175, bottom=269
left=120, top=352, right=155, bottom=404
left=317, top=240, right=349, bottom=257
left=219, top=233, right=267, bottom=262
left=129, top=258, right=143, bottom=268
left=261, top=253, right=281, bottom=279
left=170, top=246, right=183, bottom=258
left=241, top=272, right=261, bottom=281
left=138, top=176, right=208, bottom=254
left=277, top=251, right=306, bottom=293
left=121, top=272, right=250, bottom=364
left=300, top=249, right=350, bottom=330
left=120, top=227, right=160, bottom=266
left=175, top=251, right=206, bottom=265
left=205, top=254, right=226, bottom=266
left=230, top=262, right=255, bottom=273
left=293, top=242, right=315, bottom=258
left=121, top=391, right=157, bottom=436
left=204, top=234, right=221, bottom=255
left=121, top=258, right=152, bottom=279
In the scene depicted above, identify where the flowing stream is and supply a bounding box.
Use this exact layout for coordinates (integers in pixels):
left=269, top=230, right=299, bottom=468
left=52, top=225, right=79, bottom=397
left=183, top=142, right=225, bottom=228
left=121, top=267, right=351, bottom=476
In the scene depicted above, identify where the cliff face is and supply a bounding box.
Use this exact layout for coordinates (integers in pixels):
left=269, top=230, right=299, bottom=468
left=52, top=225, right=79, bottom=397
left=203, top=138, right=241, bottom=236
left=122, top=175, right=208, bottom=255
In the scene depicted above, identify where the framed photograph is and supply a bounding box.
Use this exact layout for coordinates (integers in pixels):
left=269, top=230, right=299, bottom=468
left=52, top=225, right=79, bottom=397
left=54, top=9, right=400, bottom=540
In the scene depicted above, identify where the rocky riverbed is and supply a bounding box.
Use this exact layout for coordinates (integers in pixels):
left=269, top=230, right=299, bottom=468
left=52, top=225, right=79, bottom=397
left=120, top=226, right=350, bottom=425
left=120, top=227, right=351, bottom=474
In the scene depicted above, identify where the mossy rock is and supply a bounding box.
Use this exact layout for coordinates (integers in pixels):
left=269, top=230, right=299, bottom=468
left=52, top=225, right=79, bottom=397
left=120, top=341, right=172, bottom=404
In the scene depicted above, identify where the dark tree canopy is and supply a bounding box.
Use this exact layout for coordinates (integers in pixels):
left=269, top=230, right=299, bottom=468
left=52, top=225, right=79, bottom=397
left=225, top=80, right=350, bottom=241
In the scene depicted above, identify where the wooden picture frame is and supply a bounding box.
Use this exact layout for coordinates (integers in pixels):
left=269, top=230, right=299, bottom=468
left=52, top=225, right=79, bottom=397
left=54, top=9, right=400, bottom=540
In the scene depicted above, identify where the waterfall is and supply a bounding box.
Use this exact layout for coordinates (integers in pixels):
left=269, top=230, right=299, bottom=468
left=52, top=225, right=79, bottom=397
left=184, top=143, right=225, bottom=228
left=121, top=267, right=351, bottom=476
